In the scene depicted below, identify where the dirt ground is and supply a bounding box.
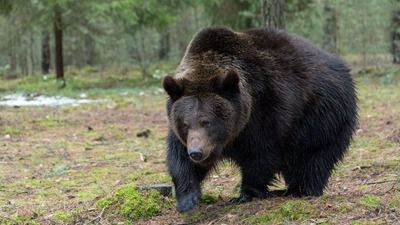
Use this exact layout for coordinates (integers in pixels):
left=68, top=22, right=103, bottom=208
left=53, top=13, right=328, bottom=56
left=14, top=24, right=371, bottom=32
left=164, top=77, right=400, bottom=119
left=0, top=79, right=399, bottom=225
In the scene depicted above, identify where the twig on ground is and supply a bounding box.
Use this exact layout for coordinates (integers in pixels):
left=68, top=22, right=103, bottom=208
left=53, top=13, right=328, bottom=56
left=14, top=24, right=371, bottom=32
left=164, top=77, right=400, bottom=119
left=383, top=182, right=397, bottom=194
left=366, top=180, right=398, bottom=185
left=87, top=207, right=105, bottom=224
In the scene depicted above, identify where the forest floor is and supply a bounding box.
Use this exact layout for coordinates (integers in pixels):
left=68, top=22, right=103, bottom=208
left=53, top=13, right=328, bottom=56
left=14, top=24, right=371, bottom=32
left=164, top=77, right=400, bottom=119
left=0, top=68, right=399, bottom=225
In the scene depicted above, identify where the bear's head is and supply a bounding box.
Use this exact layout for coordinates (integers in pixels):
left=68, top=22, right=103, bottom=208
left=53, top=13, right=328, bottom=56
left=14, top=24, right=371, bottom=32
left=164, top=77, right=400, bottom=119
left=163, top=69, right=251, bottom=164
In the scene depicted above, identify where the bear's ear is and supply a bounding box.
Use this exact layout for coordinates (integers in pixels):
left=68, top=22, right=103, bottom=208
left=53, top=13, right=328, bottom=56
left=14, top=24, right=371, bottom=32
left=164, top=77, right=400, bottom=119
left=219, top=70, right=240, bottom=93
left=162, top=75, right=184, bottom=100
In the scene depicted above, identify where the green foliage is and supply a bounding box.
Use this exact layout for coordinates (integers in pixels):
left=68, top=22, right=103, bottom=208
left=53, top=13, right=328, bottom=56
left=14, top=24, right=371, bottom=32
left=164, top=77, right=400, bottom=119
left=35, top=116, right=65, bottom=129
left=285, top=0, right=324, bottom=43
left=200, top=193, right=218, bottom=204
left=0, top=0, right=397, bottom=81
left=199, top=0, right=261, bottom=29
left=247, top=200, right=318, bottom=224
left=53, top=210, right=73, bottom=223
left=0, top=0, right=13, bottom=15
left=1, top=126, right=22, bottom=136
left=0, top=215, right=39, bottom=225
left=95, top=0, right=183, bottom=30
left=359, top=195, right=381, bottom=208
left=95, top=184, right=163, bottom=221
left=96, top=198, right=113, bottom=208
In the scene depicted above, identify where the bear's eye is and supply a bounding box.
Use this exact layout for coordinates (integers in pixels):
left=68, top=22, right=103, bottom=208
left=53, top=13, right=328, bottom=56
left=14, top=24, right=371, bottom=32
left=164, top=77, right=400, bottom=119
left=199, top=120, right=211, bottom=128
left=182, top=122, right=189, bottom=130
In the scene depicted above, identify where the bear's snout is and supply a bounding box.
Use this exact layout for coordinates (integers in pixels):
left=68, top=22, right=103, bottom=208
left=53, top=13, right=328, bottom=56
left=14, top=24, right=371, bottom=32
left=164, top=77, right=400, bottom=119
left=187, top=129, right=213, bottom=162
left=189, top=147, right=203, bottom=161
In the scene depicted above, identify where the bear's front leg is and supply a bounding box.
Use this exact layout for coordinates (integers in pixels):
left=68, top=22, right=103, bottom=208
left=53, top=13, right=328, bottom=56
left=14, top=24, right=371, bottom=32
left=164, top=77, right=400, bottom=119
left=167, top=132, right=208, bottom=212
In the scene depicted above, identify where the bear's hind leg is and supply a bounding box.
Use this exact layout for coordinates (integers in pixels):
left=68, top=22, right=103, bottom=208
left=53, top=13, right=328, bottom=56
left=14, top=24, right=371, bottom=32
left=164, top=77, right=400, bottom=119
left=283, top=145, right=343, bottom=197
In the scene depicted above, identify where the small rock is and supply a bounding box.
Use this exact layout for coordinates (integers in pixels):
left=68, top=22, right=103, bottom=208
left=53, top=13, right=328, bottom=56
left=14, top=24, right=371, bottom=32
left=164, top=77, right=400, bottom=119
left=4, top=134, right=11, bottom=139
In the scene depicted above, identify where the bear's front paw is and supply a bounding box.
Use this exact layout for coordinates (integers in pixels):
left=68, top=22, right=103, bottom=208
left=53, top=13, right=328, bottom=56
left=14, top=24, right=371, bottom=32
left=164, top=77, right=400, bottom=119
left=228, top=192, right=252, bottom=204
left=177, top=191, right=200, bottom=212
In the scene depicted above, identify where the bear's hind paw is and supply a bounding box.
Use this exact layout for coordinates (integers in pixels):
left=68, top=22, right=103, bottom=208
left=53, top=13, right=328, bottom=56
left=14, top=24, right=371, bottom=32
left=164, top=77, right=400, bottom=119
left=228, top=193, right=253, bottom=204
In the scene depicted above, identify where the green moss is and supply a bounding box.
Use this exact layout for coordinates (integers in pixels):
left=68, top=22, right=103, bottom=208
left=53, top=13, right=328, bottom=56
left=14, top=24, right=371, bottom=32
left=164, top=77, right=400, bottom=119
left=0, top=215, right=40, bottom=225
left=247, top=200, right=318, bottom=224
left=200, top=193, right=218, bottom=204
left=96, top=198, right=113, bottom=208
left=53, top=211, right=73, bottom=223
left=359, top=195, right=381, bottom=208
left=95, top=184, right=163, bottom=220
left=116, top=186, right=162, bottom=220
left=76, top=191, right=99, bottom=199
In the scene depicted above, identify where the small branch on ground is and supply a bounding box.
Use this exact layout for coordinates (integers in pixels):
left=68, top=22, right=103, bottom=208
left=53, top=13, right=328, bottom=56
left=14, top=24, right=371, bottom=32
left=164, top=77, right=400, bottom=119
left=88, top=207, right=105, bottom=224
left=365, top=180, right=398, bottom=185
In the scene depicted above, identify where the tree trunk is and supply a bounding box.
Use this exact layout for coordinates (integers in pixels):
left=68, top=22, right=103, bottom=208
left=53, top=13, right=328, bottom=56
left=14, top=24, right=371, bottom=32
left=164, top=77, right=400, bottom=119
left=392, top=9, right=400, bottom=64
left=262, top=0, right=285, bottom=29
left=360, top=4, right=368, bottom=68
left=159, top=30, right=170, bottom=60
left=139, top=29, right=148, bottom=81
left=8, top=23, right=17, bottom=73
left=84, top=34, right=96, bottom=66
left=323, top=1, right=338, bottom=54
left=26, top=35, right=33, bottom=76
left=41, top=31, right=50, bottom=74
left=54, top=5, right=65, bottom=86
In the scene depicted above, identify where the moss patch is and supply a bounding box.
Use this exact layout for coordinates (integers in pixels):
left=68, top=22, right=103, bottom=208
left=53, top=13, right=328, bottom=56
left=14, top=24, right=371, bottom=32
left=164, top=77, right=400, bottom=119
left=0, top=216, right=39, bottom=225
left=200, top=193, right=218, bottom=204
left=359, top=195, right=381, bottom=208
left=246, top=200, right=318, bottom=224
left=53, top=210, right=73, bottom=223
left=95, top=184, right=163, bottom=221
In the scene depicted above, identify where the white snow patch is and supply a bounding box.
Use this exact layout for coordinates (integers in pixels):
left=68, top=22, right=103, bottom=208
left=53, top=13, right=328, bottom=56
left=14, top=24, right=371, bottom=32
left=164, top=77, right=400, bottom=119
left=0, top=93, right=97, bottom=107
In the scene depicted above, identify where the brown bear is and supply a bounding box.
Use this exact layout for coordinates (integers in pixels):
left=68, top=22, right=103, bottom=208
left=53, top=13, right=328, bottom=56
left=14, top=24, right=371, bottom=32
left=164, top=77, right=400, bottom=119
left=162, top=27, right=357, bottom=212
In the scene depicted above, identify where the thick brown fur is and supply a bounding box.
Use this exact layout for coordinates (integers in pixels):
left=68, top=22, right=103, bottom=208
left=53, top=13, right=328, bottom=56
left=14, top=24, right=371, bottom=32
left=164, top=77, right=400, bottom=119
left=163, top=27, right=358, bottom=212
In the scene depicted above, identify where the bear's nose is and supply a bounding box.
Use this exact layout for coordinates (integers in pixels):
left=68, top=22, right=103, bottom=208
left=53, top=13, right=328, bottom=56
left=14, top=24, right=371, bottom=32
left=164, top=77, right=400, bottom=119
left=189, top=147, right=203, bottom=161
